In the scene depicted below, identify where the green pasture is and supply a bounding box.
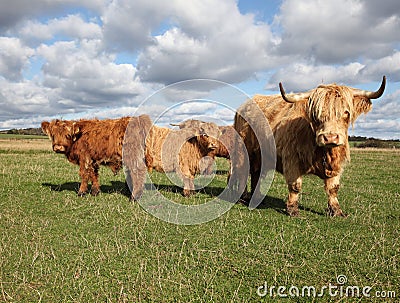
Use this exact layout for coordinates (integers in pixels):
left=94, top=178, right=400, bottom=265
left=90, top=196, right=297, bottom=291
left=0, top=138, right=399, bottom=302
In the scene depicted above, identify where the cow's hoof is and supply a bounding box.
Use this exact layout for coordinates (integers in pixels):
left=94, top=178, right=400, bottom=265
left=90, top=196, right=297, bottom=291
left=90, top=188, right=100, bottom=196
left=327, top=208, right=348, bottom=218
left=183, top=190, right=194, bottom=197
left=130, top=193, right=142, bottom=202
left=77, top=191, right=87, bottom=197
left=287, top=207, right=300, bottom=217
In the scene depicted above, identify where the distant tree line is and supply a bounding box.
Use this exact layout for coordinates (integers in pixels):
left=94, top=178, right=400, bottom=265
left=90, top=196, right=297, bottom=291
left=349, top=136, right=399, bottom=148
left=0, top=128, right=45, bottom=136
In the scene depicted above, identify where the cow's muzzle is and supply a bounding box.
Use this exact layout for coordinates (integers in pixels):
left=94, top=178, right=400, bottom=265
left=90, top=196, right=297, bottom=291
left=53, top=145, right=66, bottom=153
left=317, top=133, right=342, bottom=147
left=208, top=143, right=218, bottom=150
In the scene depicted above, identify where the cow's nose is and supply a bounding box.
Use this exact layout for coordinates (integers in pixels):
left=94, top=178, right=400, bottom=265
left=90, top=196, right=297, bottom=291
left=53, top=145, right=65, bottom=153
left=208, top=143, right=217, bottom=150
left=321, top=134, right=340, bottom=146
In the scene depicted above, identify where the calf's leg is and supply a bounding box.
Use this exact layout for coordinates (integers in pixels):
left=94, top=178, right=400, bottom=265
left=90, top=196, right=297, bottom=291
left=78, top=162, right=89, bottom=196
left=90, top=165, right=100, bottom=196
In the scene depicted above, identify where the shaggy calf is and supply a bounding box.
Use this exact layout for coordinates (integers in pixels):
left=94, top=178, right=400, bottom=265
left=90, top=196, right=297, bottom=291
left=41, top=115, right=152, bottom=201
left=234, top=76, right=386, bottom=216
left=171, top=120, right=237, bottom=175
left=172, top=120, right=235, bottom=159
left=145, top=123, right=221, bottom=196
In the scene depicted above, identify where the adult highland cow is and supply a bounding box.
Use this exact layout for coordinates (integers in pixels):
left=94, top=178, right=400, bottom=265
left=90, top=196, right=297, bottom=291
left=41, top=115, right=152, bottom=201
left=234, top=76, right=386, bottom=216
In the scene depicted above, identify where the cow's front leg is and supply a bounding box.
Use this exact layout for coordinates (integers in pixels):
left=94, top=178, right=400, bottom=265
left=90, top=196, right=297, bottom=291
left=325, top=176, right=347, bottom=217
left=182, top=176, right=195, bottom=197
left=228, top=142, right=249, bottom=201
left=286, top=176, right=302, bottom=217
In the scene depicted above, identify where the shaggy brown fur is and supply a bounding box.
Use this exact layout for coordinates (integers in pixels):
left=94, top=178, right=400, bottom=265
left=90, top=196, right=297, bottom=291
left=41, top=115, right=152, bottom=201
left=145, top=123, right=221, bottom=196
left=234, top=79, right=385, bottom=217
left=171, top=120, right=232, bottom=158
left=171, top=120, right=236, bottom=174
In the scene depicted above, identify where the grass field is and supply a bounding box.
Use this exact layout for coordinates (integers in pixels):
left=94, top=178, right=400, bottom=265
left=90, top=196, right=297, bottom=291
left=0, top=137, right=399, bottom=302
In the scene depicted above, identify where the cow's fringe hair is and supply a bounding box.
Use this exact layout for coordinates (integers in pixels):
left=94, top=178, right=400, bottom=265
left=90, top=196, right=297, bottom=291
left=307, top=85, right=354, bottom=123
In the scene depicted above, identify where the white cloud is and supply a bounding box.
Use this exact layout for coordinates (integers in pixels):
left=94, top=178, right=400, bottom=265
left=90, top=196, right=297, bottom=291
left=352, top=119, right=400, bottom=139
left=103, top=0, right=280, bottom=84
left=360, top=51, right=400, bottom=81
left=275, top=0, right=400, bottom=63
left=0, top=78, right=60, bottom=119
left=367, top=89, right=400, bottom=120
left=0, top=37, right=34, bottom=81
left=37, top=39, right=146, bottom=105
left=102, top=0, right=170, bottom=51
left=0, top=0, right=105, bottom=32
left=350, top=89, right=400, bottom=139
left=265, top=62, right=365, bottom=91
left=19, top=14, right=102, bottom=45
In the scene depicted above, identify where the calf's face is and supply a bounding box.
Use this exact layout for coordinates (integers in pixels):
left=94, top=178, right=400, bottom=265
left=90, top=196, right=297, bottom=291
left=41, top=120, right=80, bottom=153
left=196, top=123, right=221, bottom=151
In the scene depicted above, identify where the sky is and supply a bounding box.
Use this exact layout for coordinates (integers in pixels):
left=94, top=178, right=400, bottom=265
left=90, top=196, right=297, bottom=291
left=0, top=0, right=399, bottom=139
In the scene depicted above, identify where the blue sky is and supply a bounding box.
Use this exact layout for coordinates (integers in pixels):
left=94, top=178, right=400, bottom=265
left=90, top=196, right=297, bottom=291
left=0, top=0, right=399, bottom=138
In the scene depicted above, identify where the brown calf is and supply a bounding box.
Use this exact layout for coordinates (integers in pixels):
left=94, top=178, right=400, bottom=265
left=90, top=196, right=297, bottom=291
left=145, top=123, right=221, bottom=196
left=171, top=120, right=237, bottom=175
left=41, top=115, right=152, bottom=201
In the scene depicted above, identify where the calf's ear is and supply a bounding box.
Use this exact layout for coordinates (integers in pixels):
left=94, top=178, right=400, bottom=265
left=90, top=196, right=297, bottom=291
left=352, top=96, right=372, bottom=122
left=71, top=122, right=81, bottom=141
left=41, top=121, right=50, bottom=135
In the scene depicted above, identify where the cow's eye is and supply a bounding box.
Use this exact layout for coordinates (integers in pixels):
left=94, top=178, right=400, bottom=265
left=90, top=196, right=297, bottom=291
left=342, top=111, right=350, bottom=121
left=202, top=133, right=208, bottom=138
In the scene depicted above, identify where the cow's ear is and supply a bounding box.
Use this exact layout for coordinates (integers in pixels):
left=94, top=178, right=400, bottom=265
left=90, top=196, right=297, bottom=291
left=71, top=122, right=81, bottom=140
left=41, top=121, right=50, bottom=135
left=352, top=96, right=372, bottom=122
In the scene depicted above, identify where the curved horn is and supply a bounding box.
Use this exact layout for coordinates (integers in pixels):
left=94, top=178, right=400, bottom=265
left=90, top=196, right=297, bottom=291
left=279, top=82, right=311, bottom=103
left=353, top=76, right=386, bottom=99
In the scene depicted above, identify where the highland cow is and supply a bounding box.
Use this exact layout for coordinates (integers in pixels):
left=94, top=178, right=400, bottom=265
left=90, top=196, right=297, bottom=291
left=234, top=76, right=386, bottom=216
